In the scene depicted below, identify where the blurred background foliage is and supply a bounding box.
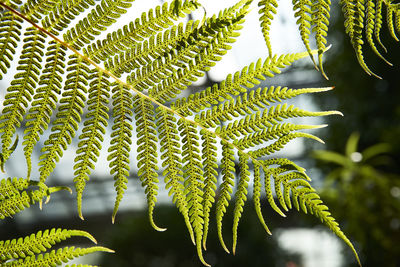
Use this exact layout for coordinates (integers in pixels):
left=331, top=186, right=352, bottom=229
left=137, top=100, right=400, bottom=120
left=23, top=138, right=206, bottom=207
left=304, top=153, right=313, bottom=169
left=308, top=4, right=400, bottom=267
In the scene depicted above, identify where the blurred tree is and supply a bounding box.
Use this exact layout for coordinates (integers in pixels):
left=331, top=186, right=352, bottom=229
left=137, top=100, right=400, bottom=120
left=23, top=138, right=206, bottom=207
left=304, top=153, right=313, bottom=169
left=313, top=133, right=400, bottom=266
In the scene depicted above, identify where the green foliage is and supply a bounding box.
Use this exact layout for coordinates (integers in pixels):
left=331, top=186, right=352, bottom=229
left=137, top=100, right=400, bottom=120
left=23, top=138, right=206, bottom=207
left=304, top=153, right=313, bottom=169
left=313, top=133, right=400, bottom=265
left=0, top=0, right=387, bottom=265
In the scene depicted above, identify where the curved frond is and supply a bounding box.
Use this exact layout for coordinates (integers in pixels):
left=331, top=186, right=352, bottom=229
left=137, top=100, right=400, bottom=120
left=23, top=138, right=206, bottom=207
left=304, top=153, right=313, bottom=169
left=232, top=152, right=250, bottom=254
left=23, top=41, right=66, bottom=178
left=74, top=70, right=110, bottom=219
left=178, top=118, right=207, bottom=265
left=0, top=179, right=71, bottom=219
left=200, top=129, right=218, bottom=250
left=3, top=246, right=113, bottom=266
left=293, top=0, right=315, bottom=66
left=0, top=228, right=96, bottom=261
left=311, top=0, right=331, bottom=78
left=0, top=11, right=23, bottom=79
left=0, top=27, right=46, bottom=167
left=133, top=95, right=164, bottom=231
left=39, top=55, right=90, bottom=182
left=216, top=141, right=235, bottom=254
left=108, top=82, right=133, bottom=223
left=258, top=0, right=278, bottom=57
left=156, top=107, right=194, bottom=243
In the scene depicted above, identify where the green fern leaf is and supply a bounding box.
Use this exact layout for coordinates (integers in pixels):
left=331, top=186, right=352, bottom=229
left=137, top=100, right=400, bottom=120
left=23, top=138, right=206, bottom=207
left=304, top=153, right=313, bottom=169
left=293, top=0, right=316, bottom=67
left=387, top=4, right=399, bottom=41
left=3, top=246, right=113, bottom=266
left=0, top=11, right=23, bottom=79
left=134, top=95, right=164, bottom=231
left=311, top=0, right=331, bottom=78
left=0, top=177, right=30, bottom=200
left=216, top=141, right=235, bottom=254
left=178, top=118, right=207, bottom=265
left=200, top=129, right=218, bottom=250
left=232, top=152, right=250, bottom=255
left=373, top=0, right=386, bottom=52
left=74, top=70, right=110, bottom=219
left=0, top=228, right=96, bottom=261
left=85, top=0, right=199, bottom=63
left=148, top=2, right=250, bottom=103
left=64, top=0, right=135, bottom=49
left=252, top=162, right=272, bottom=235
left=0, top=27, right=46, bottom=167
left=39, top=55, right=90, bottom=182
left=341, top=0, right=380, bottom=78
left=23, top=41, right=67, bottom=178
left=172, top=51, right=317, bottom=116
left=258, top=0, right=278, bottom=57
left=0, top=179, right=71, bottom=219
left=156, top=107, right=195, bottom=243
left=21, top=0, right=59, bottom=22
left=365, top=0, right=392, bottom=65
left=105, top=20, right=200, bottom=77
left=41, top=0, right=96, bottom=35
left=108, top=82, right=133, bottom=223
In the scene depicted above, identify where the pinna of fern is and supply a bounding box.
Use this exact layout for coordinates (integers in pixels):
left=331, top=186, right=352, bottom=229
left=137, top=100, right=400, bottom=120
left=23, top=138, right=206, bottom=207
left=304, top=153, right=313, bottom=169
left=0, top=178, right=113, bottom=266
left=256, top=0, right=399, bottom=78
left=0, top=0, right=362, bottom=266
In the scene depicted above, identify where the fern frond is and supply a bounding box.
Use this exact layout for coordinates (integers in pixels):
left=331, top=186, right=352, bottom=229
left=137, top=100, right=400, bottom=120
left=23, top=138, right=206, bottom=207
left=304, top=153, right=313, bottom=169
left=21, top=0, right=59, bottom=22
left=64, top=0, right=135, bottom=49
left=108, top=82, right=133, bottom=223
left=252, top=162, right=272, bottom=235
left=178, top=118, right=207, bottom=265
left=195, top=86, right=333, bottom=128
left=258, top=0, right=278, bottom=57
left=172, top=51, right=317, bottom=116
left=233, top=123, right=326, bottom=149
left=0, top=27, right=46, bottom=167
left=39, top=55, right=90, bottom=182
left=232, top=152, right=250, bottom=255
left=0, top=11, right=23, bottom=79
left=0, top=180, right=71, bottom=219
left=3, top=246, right=113, bottom=266
left=0, top=228, right=96, bottom=261
left=0, top=177, right=29, bottom=200
left=41, top=0, right=96, bottom=35
left=282, top=172, right=361, bottom=265
left=293, top=0, right=316, bottom=67
left=311, top=0, right=331, bottom=78
left=148, top=6, right=249, bottom=103
left=74, top=70, right=110, bottom=219
left=133, top=96, right=164, bottom=231
left=216, top=103, right=340, bottom=139
left=386, top=5, right=399, bottom=41
left=200, top=129, right=218, bottom=250
left=85, top=0, right=199, bottom=63
left=374, top=0, right=386, bottom=52
left=250, top=132, right=324, bottom=158
left=341, top=0, right=380, bottom=78
left=23, top=41, right=67, bottom=178
left=105, top=20, right=200, bottom=77
left=365, top=0, right=392, bottom=65
left=156, top=107, right=194, bottom=244
left=216, top=141, right=235, bottom=254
